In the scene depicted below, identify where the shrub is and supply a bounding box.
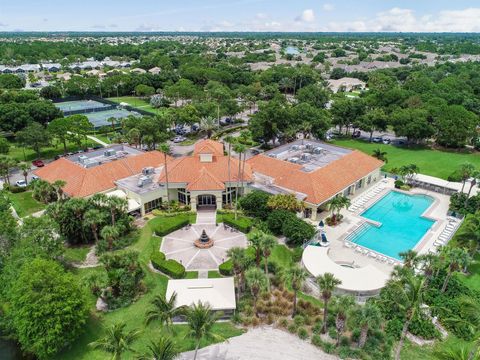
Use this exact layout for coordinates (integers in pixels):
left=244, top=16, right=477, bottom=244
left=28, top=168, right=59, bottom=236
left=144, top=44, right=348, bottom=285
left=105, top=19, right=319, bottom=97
left=339, top=336, right=350, bottom=346
left=221, top=213, right=253, bottom=233
left=394, top=180, right=404, bottom=189
left=311, top=334, right=323, bottom=347
left=278, top=317, right=289, bottom=328
left=219, top=259, right=233, bottom=276
left=154, top=259, right=185, bottom=279
left=150, top=251, right=166, bottom=269
left=313, top=321, right=323, bottom=334
left=298, top=327, right=309, bottom=339
left=385, top=318, right=403, bottom=340
left=287, top=324, right=298, bottom=334
left=282, top=217, right=316, bottom=246
left=5, top=185, right=28, bottom=193
left=351, top=328, right=361, bottom=342
left=292, top=247, right=303, bottom=263
left=294, top=315, right=305, bottom=327
left=409, top=313, right=441, bottom=340
left=267, top=209, right=296, bottom=235
left=150, top=214, right=191, bottom=236
left=238, top=190, right=271, bottom=220
left=328, top=327, right=338, bottom=340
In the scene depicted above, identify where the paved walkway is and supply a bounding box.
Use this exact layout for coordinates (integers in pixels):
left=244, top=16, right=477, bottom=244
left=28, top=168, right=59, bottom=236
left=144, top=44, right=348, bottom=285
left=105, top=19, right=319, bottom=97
left=86, top=134, right=108, bottom=147
left=179, top=326, right=339, bottom=360
left=196, top=210, right=217, bottom=225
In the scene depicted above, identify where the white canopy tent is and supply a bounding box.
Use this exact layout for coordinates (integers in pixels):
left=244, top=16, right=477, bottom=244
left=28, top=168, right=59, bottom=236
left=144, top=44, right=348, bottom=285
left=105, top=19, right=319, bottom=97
left=105, top=189, right=141, bottom=212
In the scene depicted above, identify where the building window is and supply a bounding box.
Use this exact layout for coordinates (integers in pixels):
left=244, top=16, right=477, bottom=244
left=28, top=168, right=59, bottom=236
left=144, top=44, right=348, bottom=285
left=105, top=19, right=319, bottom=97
left=367, top=175, right=372, bottom=185
left=355, top=179, right=363, bottom=190
left=144, top=198, right=162, bottom=213
left=178, top=188, right=191, bottom=205
left=222, top=187, right=237, bottom=205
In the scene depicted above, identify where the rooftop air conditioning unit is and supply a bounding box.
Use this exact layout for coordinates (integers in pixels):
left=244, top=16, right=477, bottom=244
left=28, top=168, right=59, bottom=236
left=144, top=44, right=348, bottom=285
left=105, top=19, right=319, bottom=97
left=142, top=167, right=155, bottom=175
left=288, top=157, right=299, bottom=164
left=84, top=160, right=99, bottom=168
left=290, top=145, right=300, bottom=151
left=104, top=149, right=116, bottom=157
left=305, top=143, right=313, bottom=150
left=301, top=153, right=312, bottom=161
left=78, top=155, right=88, bottom=164
left=313, top=147, right=323, bottom=154
left=137, top=175, right=153, bottom=188
left=298, top=145, right=305, bottom=150
left=268, top=153, right=277, bottom=158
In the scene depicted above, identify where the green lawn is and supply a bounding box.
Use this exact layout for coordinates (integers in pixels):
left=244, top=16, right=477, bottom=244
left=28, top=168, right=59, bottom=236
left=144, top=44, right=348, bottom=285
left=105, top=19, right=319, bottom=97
left=57, top=216, right=243, bottom=359
left=208, top=270, right=222, bottom=278
left=63, top=246, right=91, bottom=264
left=7, top=191, right=45, bottom=217
left=108, top=96, right=163, bottom=115
left=185, top=271, right=198, bottom=279
left=332, top=139, right=480, bottom=180
left=8, top=138, right=99, bottom=162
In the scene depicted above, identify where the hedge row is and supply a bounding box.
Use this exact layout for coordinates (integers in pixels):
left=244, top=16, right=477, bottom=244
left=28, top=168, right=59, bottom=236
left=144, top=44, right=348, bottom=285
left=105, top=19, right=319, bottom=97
left=219, top=213, right=253, bottom=233
left=219, top=259, right=233, bottom=276
left=150, top=252, right=185, bottom=279
left=150, top=214, right=192, bottom=236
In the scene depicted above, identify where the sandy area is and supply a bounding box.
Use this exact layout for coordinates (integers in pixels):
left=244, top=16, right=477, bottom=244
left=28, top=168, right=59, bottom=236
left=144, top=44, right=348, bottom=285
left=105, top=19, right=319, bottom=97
left=179, top=326, right=339, bottom=360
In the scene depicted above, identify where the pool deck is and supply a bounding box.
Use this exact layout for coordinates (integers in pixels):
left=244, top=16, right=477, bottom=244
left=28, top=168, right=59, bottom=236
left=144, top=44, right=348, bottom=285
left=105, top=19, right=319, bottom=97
left=312, top=178, right=455, bottom=280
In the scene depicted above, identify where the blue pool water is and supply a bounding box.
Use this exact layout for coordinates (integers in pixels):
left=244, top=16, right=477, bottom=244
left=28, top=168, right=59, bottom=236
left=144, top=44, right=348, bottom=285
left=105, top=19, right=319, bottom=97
left=350, top=191, right=435, bottom=260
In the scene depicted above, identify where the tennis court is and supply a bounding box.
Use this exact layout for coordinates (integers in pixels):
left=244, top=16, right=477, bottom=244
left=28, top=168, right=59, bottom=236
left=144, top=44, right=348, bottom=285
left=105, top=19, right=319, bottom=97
left=55, top=100, right=111, bottom=113
left=86, top=109, right=141, bottom=128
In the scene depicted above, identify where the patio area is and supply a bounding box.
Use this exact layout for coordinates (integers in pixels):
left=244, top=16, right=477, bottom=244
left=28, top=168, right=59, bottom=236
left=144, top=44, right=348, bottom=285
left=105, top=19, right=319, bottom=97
left=160, top=211, right=248, bottom=271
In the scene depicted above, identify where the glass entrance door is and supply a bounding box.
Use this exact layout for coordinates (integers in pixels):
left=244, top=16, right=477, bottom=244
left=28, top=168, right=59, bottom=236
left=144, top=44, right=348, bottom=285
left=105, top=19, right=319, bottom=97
left=197, top=195, right=216, bottom=208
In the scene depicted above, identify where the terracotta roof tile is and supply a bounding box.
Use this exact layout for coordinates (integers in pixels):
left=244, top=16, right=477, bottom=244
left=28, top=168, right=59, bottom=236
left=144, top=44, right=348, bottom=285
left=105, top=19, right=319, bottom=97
left=193, top=139, right=224, bottom=156
left=186, top=167, right=226, bottom=191
left=247, top=150, right=382, bottom=204
left=34, top=151, right=169, bottom=198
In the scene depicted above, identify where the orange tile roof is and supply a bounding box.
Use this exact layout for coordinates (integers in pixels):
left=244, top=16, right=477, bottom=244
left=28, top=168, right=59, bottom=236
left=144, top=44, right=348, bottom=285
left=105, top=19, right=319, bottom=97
left=159, top=154, right=252, bottom=189
left=247, top=150, right=383, bottom=205
left=34, top=151, right=169, bottom=198
left=186, top=167, right=226, bottom=191
left=193, top=139, right=224, bottom=156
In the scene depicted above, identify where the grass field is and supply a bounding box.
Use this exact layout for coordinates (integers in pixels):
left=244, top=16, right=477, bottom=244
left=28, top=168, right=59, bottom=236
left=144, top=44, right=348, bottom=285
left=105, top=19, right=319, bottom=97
left=8, top=138, right=98, bottom=162
left=57, top=216, right=243, bottom=359
left=63, top=246, right=91, bottom=264
left=108, top=96, right=161, bottom=114
left=7, top=191, right=45, bottom=217
left=332, top=139, right=480, bottom=180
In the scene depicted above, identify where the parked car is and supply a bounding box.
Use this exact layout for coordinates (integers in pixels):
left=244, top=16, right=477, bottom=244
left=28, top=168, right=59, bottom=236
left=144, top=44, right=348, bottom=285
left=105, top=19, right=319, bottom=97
left=15, top=179, right=27, bottom=187
left=352, top=130, right=361, bottom=138
left=372, top=137, right=383, bottom=143
left=93, top=145, right=103, bottom=150
left=191, top=124, right=199, bottom=132
left=173, top=136, right=186, bottom=143
left=31, top=175, right=39, bottom=181
left=382, top=138, right=391, bottom=145
left=32, top=160, right=45, bottom=167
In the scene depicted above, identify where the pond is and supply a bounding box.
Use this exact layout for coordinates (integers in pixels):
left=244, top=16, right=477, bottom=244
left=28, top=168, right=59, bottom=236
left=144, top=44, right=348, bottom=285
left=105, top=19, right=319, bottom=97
left=285, top=46, right=300, bottom=55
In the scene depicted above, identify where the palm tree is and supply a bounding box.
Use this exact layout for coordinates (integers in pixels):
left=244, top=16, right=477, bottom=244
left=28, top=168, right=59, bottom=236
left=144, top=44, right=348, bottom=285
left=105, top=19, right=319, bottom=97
left=399, top=164, right=420, bottom=185
left=372, top=148, right=388, bottom=163
left=233, top=143, right=246, bottom=220
left=285, top=266, right=308, bottom=318
left=317, top=272, right=342, bottom=334
left=89, top=322, right=141, bottom=360
left=106, top=196, right=127, bottom=226
left=52, top=179, right=66, bottom=201
left=418, top=253, right=441, bottom=286
left=245, top=267, right=268, bottom=317
left=136, top=337, right=179, bottom=360
left=455, top=214, right=480, bottom=256
left=260, top=233, right=277, bottom=290
left=459, top=162, right=475, bottom=193
left=335, top=295, right=355, bottom=347
left=159, top=143, right=171, bottom=211
left=247, top=230, right=264, bottom=268
left=434, top=341, right=477, bottom=360
left=84, top=208, right=104, bottom=243
left=145, top=293, right=186, bottom=333
left=100, top=225, right=120, bottom=250
left=200, top=116, right=217, bottom=139
left=354, top=302, right=382, bottom=349
left=0, top=155, right=17, bottom=185
left=399, top=250, right=419, bottom=269
left=441, top=247, right=471, bottom=293
left=18, top=162, right=30, bottom=185
left=328, top=196, right=342, bottom=223
left=224, top=135, right=235, bottom=207
left=466, top=170, right=479, bottom=206
left=393, top=273, right=426, bottom=360
left=226, top=247, right=248, bottom=303
left=185, top=301, right=223, bottom=360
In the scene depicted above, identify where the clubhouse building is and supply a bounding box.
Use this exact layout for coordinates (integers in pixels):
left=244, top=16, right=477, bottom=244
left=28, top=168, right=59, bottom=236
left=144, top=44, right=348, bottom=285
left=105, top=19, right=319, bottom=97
left=34, top=139, right=382, bottom=219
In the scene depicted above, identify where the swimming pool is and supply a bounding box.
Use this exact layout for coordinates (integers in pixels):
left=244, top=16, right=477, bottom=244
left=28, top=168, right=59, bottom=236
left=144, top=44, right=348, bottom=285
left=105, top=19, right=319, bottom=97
left=349, top=191, right=435, bottom=260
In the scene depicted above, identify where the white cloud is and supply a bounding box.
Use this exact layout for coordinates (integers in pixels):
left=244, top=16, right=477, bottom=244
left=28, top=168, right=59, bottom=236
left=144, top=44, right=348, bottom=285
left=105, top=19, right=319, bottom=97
left=322, top=4, right=334, bottom=12
left=296, top=9, right=315, bottom=23
left=327, top=7, right=480, bottom=32
left=255, top=13, right=267, bottom=20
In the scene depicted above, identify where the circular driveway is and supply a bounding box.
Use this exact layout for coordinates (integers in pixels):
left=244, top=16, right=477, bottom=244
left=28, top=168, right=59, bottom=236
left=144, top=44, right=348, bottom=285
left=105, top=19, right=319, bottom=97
left=160, top=223, right=248, bottom=271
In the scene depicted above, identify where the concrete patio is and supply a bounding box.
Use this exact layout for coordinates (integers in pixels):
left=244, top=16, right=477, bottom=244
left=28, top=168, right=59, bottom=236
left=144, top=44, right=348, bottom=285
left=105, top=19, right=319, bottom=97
left=160, top=211, right=248, bottom=271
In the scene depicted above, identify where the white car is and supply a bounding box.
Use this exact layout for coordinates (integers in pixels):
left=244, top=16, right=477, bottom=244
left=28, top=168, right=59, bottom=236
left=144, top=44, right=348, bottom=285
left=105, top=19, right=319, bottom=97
left=15, top=179, right=27, bottom=187
left=173, top=136, right=186, bottom=143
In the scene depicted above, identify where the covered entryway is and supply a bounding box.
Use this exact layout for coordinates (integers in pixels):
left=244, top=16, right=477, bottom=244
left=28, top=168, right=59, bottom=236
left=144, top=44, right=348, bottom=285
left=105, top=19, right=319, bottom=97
left=197, top=194, right=217, bottom=210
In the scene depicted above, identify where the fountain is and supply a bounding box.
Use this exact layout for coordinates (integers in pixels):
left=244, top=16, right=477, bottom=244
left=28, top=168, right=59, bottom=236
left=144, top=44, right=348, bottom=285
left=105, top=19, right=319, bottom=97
left=194, top=229, right=214, bottom=249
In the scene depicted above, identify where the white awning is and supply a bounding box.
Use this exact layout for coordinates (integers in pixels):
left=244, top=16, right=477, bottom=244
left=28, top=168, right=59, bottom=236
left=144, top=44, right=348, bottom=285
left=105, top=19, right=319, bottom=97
left=105, top=190, right=141, bottom=212
left=411, top=174, right=463, bottom=192
left=302, top=246, right=389, bottom=293
left=166, top=278, right=236, bottom=311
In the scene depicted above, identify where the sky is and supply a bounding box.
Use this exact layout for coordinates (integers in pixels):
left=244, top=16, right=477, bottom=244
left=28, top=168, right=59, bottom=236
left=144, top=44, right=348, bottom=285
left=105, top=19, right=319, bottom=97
left=1, top=0, right=480, bottom=32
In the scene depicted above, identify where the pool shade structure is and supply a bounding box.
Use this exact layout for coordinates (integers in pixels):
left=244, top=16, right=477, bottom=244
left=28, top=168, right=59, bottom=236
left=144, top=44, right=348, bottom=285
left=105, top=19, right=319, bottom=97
left=302, top=246, right=389, bottom=296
